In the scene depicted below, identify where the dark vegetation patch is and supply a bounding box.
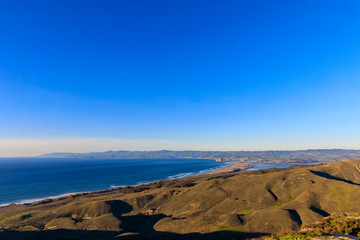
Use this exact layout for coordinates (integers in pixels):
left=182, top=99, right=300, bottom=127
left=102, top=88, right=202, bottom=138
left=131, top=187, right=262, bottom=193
left=20, top=214, right=32, bottom=220
left=301, top=215, right=360, bottom=237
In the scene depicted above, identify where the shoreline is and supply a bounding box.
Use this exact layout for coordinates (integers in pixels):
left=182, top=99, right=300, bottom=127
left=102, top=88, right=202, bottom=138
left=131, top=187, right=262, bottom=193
left=203, top=162, right=252, bottom=175
left=0, top=160, right=247, bottom=208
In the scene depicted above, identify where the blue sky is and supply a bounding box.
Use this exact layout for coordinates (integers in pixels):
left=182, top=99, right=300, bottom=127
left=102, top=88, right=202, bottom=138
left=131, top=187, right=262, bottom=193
left=1, top=0, right=360, bottom=156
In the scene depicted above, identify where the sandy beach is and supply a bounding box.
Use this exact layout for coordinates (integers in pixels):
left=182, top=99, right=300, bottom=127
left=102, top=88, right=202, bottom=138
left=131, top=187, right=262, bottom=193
left=204, top=161, right=252, bottom=175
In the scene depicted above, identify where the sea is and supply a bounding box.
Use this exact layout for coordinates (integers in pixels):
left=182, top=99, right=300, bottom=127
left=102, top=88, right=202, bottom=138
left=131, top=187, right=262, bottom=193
left=0, top=157, right=291, bottom=206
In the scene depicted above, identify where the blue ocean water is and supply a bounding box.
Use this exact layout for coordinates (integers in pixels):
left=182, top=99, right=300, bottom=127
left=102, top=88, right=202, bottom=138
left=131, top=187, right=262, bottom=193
left=0, top=158, right=291, bottom=206
left=246, top=162, right=292, bottom=171
left=0, top=158, right=231, bottom=206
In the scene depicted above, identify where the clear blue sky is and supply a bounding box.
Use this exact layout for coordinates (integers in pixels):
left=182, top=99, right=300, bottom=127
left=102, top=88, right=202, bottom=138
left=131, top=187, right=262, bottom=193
left=1, top=0, right=360, bottom=156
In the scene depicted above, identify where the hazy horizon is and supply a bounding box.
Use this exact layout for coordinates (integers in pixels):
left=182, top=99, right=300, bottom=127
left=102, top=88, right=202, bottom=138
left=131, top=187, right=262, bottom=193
left=1, top=137, right=360, bottom=158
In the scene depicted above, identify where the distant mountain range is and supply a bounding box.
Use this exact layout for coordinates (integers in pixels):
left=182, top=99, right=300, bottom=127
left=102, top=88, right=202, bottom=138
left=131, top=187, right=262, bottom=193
left=40, top=149, right=360, bottom=164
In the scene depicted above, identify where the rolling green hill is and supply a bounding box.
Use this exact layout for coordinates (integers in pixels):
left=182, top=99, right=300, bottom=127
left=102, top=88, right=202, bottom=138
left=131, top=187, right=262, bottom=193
left=2, top=161, right=360, bottom=239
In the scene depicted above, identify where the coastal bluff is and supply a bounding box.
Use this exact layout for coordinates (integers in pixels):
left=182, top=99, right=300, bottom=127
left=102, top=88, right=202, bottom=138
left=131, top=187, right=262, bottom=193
left=2, top=161, right=360, bottom=239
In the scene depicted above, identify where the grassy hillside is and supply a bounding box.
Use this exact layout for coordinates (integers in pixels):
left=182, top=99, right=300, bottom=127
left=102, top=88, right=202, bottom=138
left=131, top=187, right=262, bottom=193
left=2, top=161, right=360, bottom=239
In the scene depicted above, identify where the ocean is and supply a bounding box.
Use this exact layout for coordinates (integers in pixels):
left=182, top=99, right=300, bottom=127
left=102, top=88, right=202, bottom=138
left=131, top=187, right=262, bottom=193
left=0, top=158, right=290, bottom=206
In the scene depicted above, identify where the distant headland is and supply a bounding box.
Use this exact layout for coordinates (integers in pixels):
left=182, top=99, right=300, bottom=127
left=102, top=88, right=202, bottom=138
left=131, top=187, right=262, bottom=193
left=40, top=149, right=360, bottom=164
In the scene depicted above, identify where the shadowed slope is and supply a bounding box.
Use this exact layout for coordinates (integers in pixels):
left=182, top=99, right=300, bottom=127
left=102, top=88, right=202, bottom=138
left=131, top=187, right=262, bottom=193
left=0, top=229, right=266, bottom=240
left=310, top=170, right=360, bottom=186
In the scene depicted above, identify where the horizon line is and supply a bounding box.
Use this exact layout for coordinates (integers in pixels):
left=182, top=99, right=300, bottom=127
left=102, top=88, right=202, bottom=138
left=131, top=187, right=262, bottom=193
left=0, top=148, right=357, bottom=158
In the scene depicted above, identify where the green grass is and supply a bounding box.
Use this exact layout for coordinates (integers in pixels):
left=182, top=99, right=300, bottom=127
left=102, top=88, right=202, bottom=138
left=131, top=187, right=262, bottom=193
left=268, top=234, right=320, bottom=240
left=217, top=224, right=247, bottom=232
left=237, top=209, right=255, bottom=214
left=325, top=185, right=352, bottom=211
left=271, top=199, right=293, bottom=208
left=0, top=217, right=10, bottom=224
left=0, top=211, right=33, bottom=224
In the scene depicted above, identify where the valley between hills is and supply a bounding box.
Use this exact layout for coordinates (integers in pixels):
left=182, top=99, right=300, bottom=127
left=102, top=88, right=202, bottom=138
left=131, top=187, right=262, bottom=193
left=2, top=160, right=360, bottom=239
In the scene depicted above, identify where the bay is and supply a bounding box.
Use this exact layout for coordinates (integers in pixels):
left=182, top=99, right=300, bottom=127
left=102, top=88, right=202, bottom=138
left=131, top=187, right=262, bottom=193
left=0, top=158, right=291, bottom=206
left=0, top=157, right=230, bottom=205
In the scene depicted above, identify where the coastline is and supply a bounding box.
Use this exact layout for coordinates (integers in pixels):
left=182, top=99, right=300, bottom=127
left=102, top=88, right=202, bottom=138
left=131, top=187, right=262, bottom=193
left=0, top=159, right=248, bottom=208
left=203, top=162, right=252, bottom=175
left=1, top=161, right=358, bottom=238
